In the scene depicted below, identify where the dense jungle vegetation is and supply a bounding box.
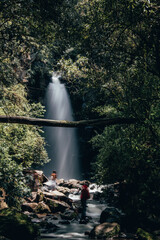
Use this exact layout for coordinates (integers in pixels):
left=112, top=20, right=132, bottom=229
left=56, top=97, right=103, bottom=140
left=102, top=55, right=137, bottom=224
left=0, top=0, right=160, bottom=229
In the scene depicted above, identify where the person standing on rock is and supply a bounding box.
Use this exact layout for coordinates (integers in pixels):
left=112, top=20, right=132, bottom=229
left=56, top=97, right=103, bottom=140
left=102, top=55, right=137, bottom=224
left=33, top=171, right=41, bottom=191
left=80, top=182, right=90, bottom=223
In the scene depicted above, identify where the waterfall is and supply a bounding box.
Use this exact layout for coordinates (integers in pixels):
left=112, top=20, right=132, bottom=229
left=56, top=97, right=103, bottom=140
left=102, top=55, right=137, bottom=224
left=43, top=73, right=80, bottom=180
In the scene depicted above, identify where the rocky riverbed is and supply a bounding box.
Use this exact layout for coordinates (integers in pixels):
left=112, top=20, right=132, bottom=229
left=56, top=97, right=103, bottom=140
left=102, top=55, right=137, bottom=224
left=1, top=170, right=160, bottom=240
left=20, top=171, right=136, bottom=239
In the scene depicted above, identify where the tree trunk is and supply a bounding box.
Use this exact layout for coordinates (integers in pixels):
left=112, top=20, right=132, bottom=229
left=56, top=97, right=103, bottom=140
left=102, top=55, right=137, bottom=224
left=0, top=115, right=138, bottom=128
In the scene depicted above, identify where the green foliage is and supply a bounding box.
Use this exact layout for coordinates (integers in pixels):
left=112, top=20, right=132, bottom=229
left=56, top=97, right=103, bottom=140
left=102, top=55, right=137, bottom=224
left=56, top=0, right=160, bottom=225
left=91, top=122, right=160, bottom=219
left=0, top=0, right=62, bottom=207
left=0, top=0, right=160, bottom=227
left=136, top=228, right=155, bottom=240
left=0, top=84, right=50, bottom=206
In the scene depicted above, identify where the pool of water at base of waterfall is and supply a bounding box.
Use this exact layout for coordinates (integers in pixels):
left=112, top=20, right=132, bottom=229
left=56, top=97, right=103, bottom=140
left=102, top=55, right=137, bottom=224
left=41, top=200, right=107, bottom=240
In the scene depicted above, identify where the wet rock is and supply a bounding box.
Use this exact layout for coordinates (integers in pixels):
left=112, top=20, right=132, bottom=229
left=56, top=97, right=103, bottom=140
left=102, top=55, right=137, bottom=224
left=36, top=213, right=48, bottom=219
left=21, top=202, right=38, bottom=212
left=93, top=191, right=102, bottom=201
left=68, top=179, right=82, bottom=188
left=34, top=190, right=44, bottom=203
left=26, top=190, right=44, bottom=203
left=89, top=183, right=97, bottom=190
left=43, top=190, right=65, bottom=199
left=118, top=232, right=137, bottom=239
left=0, top=202, right=8, bottom=211
left=24, top=169, right=48, bottom=192
left=59, top=220, right=70, bottom=224
left=44, top=197, right=71, bottom=213
left=0, top=208, right=39, bottom=240
left=39, top=220, right=59, bottom=233
left=80, top=180, right=91, bottom=186
left=40, top=220, right=58, bottom=228
left=60, top=209, right=78, bottom=220
left=0, top=189, right=8, bottom=211
left=56, top=178, right=65, bottom=186
left=56, top=186, right=71, bottom=195
left=136, top=228, right=154, bottom=240
left=59, top=179, right=81, bottom=189
left=69, top=188, right=80, bottom=194
left=34, top=170, right=48, bottom=183
left=100, top=206, right=123, bottom=224
left=34, top=201, right=51, bottom=214
left=89, top=222, right=120, bottom=239
left=42, top=190, right=73, bottom=206
left=153, top=229, right=160, bottom=238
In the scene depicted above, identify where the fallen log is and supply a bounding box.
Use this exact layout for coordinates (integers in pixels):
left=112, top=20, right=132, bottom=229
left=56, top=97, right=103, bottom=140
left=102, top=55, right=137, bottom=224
left=0, top=115, right=139, bottom=128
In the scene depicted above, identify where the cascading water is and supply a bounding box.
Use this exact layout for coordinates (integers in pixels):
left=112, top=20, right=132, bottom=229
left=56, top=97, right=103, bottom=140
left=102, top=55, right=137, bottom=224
left=43, top=73, right=80, bottom=180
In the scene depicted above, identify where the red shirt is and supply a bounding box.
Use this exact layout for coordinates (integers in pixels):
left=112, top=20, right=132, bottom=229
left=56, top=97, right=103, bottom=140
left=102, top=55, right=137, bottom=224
left=80, top=185, right=90, bottom=200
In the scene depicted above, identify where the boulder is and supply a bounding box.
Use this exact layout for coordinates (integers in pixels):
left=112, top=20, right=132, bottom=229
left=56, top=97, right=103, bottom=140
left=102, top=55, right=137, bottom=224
left=56, top=179, right=65, bottom=186
left=80, top=180, right=91, bottom=186
left=24, top=169, right=48, bottom=191
left=68, top=179, right=81, bottom=188
left=60, top=180, right=81, bottom=189
left=34, top=202, right=51, bottom=214
left=56, top=186, right=71, bottom=196
left=21, top=202, right=38, bottom=212
left=39, top=220, right=58, bottom=233
left=93, top=191, right=103, bottom=201
left=44, top=198, right=71, bottom=213
left=0, top=202, right=8, bottom=211
left=42, top=190, right=73, bottom=206
left=100, top=206, right=123, bottom=224
left=0, top=189, right=8, bottom=211
left=28, top=189, right=44, bottom=203
left=59, top=220, right=70, bottom=224
left=43, top=190, right=65, bottom=199
left=22, top=201, right=51, bottom=214
left=89, top=222, right=120, bottom=239
left=136, top=228, right=154, bottom=240
left=0, top=208, right=39, bottom=240
left=60, top=209, right=78, bottom=221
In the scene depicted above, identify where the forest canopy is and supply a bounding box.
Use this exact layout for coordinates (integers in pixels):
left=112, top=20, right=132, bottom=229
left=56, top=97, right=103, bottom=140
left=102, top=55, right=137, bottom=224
left=0, top=0, right=160, bottom=224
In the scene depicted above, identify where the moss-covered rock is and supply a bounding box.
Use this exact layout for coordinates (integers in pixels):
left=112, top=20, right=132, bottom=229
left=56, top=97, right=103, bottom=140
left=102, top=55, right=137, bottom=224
left=44, top=197, right=70, bottom=213
left=0, top=208, right=39, bottom=240
left=136, top=228, right=155, bottom=240
left=89, top=222, right=120, bottom=239
left=34, top=201, right=51, bottom=213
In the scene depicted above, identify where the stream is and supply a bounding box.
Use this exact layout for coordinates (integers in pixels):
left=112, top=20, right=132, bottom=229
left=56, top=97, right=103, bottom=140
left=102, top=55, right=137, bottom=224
left=41, top=194, right=107, bottom=240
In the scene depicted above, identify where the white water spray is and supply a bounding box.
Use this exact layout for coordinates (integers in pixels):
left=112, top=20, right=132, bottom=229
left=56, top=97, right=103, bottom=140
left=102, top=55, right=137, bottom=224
left=43, top=73, right=80, bottom=180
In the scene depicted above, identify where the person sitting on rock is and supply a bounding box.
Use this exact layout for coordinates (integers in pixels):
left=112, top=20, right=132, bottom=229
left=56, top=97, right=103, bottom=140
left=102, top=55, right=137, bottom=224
left=43, top=170, right=57, bottom=192
left=80, top=182, right=90, bottom=223
left=50, top=170, right=57, bottom=191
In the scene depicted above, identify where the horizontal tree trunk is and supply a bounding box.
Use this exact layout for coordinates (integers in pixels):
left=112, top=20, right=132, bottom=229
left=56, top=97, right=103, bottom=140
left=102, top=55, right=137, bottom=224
left=0, top=115, right=139, bottom=128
